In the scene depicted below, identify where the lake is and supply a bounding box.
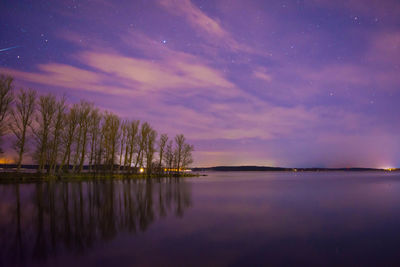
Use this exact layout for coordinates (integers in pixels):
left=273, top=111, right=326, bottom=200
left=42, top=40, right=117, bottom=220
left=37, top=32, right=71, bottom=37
left=2, top=171, right=400, bottom=266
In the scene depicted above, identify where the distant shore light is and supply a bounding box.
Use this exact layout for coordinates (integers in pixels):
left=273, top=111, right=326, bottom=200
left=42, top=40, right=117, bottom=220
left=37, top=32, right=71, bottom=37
left=383, top=167, right=396, bottom=171
left=0, top=158, right=13, bottom=164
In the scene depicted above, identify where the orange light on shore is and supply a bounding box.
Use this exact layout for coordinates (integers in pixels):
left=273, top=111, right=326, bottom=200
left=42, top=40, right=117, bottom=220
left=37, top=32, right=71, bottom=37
left=0, top=158, right=13, bottom=164
left=139, top=168, right=144, bottom=173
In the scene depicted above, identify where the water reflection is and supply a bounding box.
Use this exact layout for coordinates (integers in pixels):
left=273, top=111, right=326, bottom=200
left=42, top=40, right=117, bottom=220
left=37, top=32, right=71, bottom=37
left=0, top=178, right=191, bottom=266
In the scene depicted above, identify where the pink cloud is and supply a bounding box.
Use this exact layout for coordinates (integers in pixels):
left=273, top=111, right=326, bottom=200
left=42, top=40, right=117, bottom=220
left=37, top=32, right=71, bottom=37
left=158, top=0, right=229, bottom=39
left=367, top=31, right=400, bottom=64
left=157, top=0, right=268, bottom=56
left=159, top=0, right=227, bottom=39
left=0, top=65, right=136, bottom=97
left=253, top=67, right=272, bottom=82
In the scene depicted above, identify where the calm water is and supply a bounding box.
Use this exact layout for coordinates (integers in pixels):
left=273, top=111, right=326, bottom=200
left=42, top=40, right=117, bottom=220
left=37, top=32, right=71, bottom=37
left=2, top=171, right=400, bottom=266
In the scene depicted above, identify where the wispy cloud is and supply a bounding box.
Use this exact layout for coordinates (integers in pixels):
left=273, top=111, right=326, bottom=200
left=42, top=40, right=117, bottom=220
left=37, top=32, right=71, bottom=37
left=81, top=51, right=234, bottom=91
left=158, top=0, right=268, bottom=56
left=367, top=31, right=400, bottom=64
left=253, top=67, right=272, bottom=82
left=159, top=0, right=227, bottom=39
left=0, top=44, right=238, bottom=99
left=0, top=64, right=135, bottom=97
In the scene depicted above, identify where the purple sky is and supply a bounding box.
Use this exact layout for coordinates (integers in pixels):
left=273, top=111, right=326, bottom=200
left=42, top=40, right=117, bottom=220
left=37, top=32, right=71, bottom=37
left=1, top=0, right=400, bottom=168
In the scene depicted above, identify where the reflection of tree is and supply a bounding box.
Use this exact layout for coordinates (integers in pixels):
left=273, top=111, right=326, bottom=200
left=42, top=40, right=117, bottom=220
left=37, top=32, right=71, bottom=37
left=32, top=183, right=46, bottom=261
left=6, top=184, right=26, bottom=267
left=15, top=184, right=23, bottom=260
left=0, top=178, right=191, bottom=265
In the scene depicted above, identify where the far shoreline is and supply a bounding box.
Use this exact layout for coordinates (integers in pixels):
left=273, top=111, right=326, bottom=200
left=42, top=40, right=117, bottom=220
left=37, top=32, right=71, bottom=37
left=191, top=166, right=398, bottom=172
left=0, top=164, right=397, bottom=184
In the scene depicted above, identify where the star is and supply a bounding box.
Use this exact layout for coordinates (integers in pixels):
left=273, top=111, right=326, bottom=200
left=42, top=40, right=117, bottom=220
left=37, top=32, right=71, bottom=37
left=162, top=40, right=167, bottom=44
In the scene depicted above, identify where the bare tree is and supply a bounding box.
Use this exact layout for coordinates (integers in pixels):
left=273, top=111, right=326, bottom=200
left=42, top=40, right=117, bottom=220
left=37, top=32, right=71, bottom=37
left=125, top=120, right=139, bottom=172
left=145, top=128, right=157, bottom=176
left=59, top=104, right=79, bottom=173
left=172, top=134, right=194, bottom=175
left=174, top=134, right=185, bottom=175
left=181, top=143, right=194, bottom=170
left=0, top=75, right=14, bottom=153
left=49, top=96, right=66, bottom=173
left=158, top=134, right=168, bottom=173
left=77, top=101, right=92, bottom=173
left=118, top=120, right=128, bottom=172
left=102, top=112, right=120, bottom=172
left=33, top=94, right=57, bottom=173
left=9, top=89, right=36, bottom=171
left=88, top=108, right=101, bottom=172
left=70, top=101, right=91, bottom=173
left=135, top=122, right=151, bottom=172
left=163, top=140, right=174, bottom=176
left=96, top=125, right=105, bottom=171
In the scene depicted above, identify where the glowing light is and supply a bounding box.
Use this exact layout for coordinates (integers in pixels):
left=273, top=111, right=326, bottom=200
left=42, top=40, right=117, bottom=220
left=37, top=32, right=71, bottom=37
left=384, top=168, right=395, bottom=172
left=139, top=167, right=144, bottom=173
left=0, top=157, right=13, bottom=164
left=382, top=167, right=396, bottom=171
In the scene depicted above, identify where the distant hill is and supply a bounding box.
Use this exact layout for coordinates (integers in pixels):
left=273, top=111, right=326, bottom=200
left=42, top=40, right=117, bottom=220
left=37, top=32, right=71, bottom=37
left=192, top=166, right=290, bottom=172
left=191, top=166, right=390, bottom=172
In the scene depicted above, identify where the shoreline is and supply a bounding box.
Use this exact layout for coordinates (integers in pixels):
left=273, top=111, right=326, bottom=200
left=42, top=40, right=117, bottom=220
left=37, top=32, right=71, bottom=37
left=0, top=172, right=202, bottom=184
left=192, top=166, right=398, bottom=172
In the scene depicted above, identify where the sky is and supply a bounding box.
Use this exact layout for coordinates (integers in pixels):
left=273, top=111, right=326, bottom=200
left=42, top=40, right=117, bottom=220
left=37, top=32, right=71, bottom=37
left=0, top=0, right=400, bottom=168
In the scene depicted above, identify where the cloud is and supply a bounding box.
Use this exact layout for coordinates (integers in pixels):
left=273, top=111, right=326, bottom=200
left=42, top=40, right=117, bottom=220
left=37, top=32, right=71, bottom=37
left=0, top=64, right=136, bottom=97
left=367, top=31, right=400, bottom=64
left=0, top=34, right=376, bottom=149
left=157, top=0, right=267, bottom=56
left=158, top=0, right=229, bottom=39
left=82, top=51, right=234, bottom=91
left=0, top=45, right=238, bottom=99
left=253, top=67, right=272, bottom=82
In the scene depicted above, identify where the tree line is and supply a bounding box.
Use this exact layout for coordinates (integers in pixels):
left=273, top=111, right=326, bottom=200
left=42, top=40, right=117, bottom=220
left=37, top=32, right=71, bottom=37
left=0, top=74, right=194, bottom=176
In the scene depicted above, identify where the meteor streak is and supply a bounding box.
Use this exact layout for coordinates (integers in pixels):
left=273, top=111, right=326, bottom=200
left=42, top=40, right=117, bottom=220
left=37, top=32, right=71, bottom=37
left=0, top=45, right=20, bottom=52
